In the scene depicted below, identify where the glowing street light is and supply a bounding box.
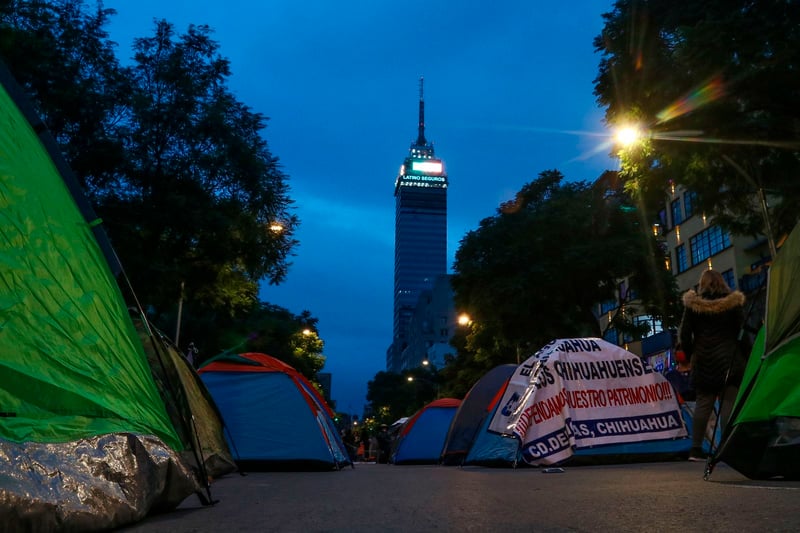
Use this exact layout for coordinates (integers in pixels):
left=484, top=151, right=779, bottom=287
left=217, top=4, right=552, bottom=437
left=457, top=313, right=472, bottom=326
left=614, top=125, right=644, bottom=148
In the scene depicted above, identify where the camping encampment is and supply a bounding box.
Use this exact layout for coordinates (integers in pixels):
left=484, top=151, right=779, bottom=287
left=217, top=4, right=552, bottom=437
left=711, top=223, right=800, bottom=480
left=0, top=61, right=213, bottom=531
left=198, top=352, right=351, bottom=471
left=392, top=398, right=461, bottom=465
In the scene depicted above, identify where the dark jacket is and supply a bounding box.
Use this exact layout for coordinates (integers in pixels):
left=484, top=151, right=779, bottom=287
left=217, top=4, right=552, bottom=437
left=679, top=289, right=746, bottom=393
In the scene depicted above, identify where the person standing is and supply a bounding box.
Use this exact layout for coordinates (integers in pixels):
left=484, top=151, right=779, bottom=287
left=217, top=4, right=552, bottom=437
left=679, top=269, right=746, bottom=462
left=376, top=424, right=392, bottom=464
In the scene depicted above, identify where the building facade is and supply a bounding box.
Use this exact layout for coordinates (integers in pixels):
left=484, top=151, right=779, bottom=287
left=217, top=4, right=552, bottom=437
left=401, top=274, right=457, bottom=370
left=596, top=180, right=771, bottom=371
left=388, top=79, right=448, bottom=372
left=659, top=182, right=771, bottom=295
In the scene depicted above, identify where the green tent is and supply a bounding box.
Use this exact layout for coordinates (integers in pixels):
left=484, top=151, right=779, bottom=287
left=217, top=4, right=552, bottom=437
left=0, top=62, right=203, bottom=530
left=712, top=225, right=800, bottom=480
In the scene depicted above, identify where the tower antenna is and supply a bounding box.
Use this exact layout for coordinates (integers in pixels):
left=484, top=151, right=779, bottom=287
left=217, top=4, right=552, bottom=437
left=416, top=76, right=427, bottom=146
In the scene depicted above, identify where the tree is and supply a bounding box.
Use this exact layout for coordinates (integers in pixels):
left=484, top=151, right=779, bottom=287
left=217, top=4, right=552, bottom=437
left=449, top=170, right=679, bottom=373
left=100, top=20, right=298, bottom=334
left=366, top=368, right=438, bottom=425
left=594, top=0, right=800, bottom=241
left=192, top=302, right=325, bottom=384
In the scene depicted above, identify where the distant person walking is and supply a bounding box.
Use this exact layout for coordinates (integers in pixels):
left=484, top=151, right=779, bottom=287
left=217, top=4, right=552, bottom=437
left=679, top=270, right=746, bottom=462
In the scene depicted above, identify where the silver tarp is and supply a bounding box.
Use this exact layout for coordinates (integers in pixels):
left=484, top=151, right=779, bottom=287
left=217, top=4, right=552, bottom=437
left=0, top=433, right=201, bottom=532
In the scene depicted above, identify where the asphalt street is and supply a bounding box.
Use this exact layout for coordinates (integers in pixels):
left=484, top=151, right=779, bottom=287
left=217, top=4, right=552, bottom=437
left=122, top=460, right=800, bottom=532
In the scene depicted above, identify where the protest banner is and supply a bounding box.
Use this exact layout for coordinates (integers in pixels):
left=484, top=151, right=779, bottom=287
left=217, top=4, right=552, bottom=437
left=489, top=338, right=687, bottom=465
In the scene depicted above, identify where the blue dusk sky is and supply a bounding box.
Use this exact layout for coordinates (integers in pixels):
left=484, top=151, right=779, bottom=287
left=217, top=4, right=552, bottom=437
left=104, top=1, right=619, bottom=415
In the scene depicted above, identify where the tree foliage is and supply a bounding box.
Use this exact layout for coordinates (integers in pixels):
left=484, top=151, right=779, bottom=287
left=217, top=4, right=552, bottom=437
left=366, top=367, right=441, bottom=424
left=202, top=303, right=326, bottom=385
left=106, top=19, right=298, bottom=325
left=594, top=0, right=800, bottom=240
left=447, top=170, right=679, bottom=377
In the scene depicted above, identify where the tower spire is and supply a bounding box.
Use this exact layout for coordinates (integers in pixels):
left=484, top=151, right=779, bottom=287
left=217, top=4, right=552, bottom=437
left=416, top=76, right=427, bottom=146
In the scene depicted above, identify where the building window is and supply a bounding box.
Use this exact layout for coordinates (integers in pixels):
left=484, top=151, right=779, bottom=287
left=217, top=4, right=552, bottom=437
left=676, top=244, right=688, bottom=273
left=684, top=190, right=697, bottom=219
left=658, top=208, right=668, bottom=230
left=721, top=269, right=736, bottom=289
left=633, top=315, right=663, bottom=337
left=690, top=225, right=732, bottom=265
left=603, top=328, right=618, bottom=345
left=671, top=198, right=683, bottom=226
left=599, top=299, right=617, bottom=314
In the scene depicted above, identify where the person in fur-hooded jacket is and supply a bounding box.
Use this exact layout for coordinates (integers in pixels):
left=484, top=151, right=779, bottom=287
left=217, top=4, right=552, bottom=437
left=679, top=269, right=746, bottom=461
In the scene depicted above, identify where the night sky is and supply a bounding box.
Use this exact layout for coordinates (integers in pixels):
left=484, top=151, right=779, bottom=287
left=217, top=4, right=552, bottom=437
left=104, top=1, right=619, bottom=415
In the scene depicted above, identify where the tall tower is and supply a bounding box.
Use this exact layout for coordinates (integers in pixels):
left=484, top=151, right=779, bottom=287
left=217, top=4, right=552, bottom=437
left=389, top=78, right=448, bottom=372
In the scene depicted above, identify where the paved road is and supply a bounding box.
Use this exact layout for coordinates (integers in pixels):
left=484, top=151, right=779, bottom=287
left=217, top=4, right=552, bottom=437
left=123, top=461, right=800, bottom=532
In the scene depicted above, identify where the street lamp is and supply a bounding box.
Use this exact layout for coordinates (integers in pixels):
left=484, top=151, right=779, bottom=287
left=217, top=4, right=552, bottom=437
left=615, top=125, right=645, bottom=148
left=457, top=313, right=472, bottom=326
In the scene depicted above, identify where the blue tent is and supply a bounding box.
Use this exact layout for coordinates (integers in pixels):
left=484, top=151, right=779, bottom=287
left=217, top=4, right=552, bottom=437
left=199, top=353, right=351, bottom=471
left=464, top=413, right=521, bottom=466
left=441, top=365, right=519, bottom=466
left=392, top=398, right=461, bottom=465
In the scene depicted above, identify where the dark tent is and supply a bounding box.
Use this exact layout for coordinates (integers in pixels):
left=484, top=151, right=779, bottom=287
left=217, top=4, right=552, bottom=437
left=440, top=365, right=518, bottom=466
left=133, top=317, right=236, bottom=479
left=392, top=398, right=461, bottom=465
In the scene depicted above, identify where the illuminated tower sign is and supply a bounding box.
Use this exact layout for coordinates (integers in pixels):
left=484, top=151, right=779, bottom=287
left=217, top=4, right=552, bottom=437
left=390, top=77, right=448, bottom=372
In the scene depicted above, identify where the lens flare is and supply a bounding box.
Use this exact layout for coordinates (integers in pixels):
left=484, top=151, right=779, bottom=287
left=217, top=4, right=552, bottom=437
left=656, top=76, right=725, bottom=124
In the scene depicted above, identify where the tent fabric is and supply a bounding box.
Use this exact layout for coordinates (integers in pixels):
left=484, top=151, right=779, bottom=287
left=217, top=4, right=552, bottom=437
left=0, top=61, right=199, bottom=531
left=392, top=398, right=461, bottom=465
left=199, top=353, right=350, bottom=470
left=714, top=328, right=800, bottom=479
left=764, top=224, right=800, bottom=354
left=441, top=365, right=517, bottom=466
left=0, top=66, right=181, bottom=449
left=712, top=221, right=800, bottom=480
left=134, top=319, right=236, bottom=478
left=463, top=409, right=521, bottom=467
